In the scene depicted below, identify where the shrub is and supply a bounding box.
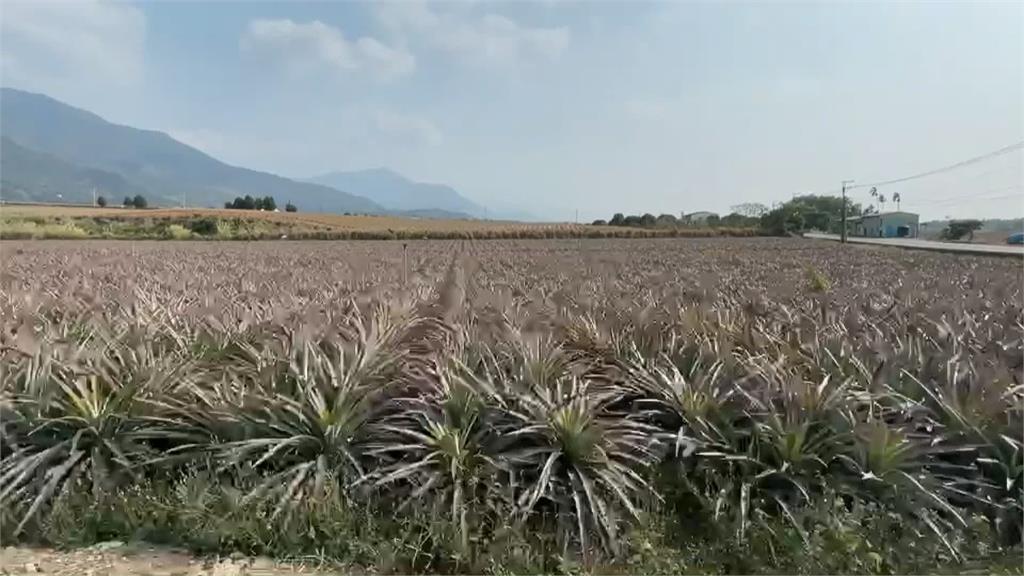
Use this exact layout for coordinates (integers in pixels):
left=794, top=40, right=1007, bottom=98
left=941, top=219, right=983, bottom=241
left=186, top=217, right=219, bottom=236
left=2, top=221, right=94, bottom=239
left=165, top=224, right=193, bottom=239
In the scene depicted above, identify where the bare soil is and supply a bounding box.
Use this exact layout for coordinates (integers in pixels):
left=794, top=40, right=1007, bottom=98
left=0, top=543, right=346, bottom=575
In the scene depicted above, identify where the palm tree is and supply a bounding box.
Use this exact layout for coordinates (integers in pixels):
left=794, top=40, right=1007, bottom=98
left=877, top=194, right=887, bottom=212
left=893, top=192, right=901, bottom=211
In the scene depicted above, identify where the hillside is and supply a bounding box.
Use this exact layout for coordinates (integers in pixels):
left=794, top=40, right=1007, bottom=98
left=0, top=137, right=148, bottom=203
left=307, top=168, right=484, bottom=216
left=0, top=88, right=382, bottom=213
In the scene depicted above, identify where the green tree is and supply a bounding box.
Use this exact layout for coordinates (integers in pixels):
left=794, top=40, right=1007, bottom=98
left=96, top=196, right=107, bottom=207
left=591, top=219, right=607, bottom=226
left=123, top=196, right=133, bottom=208
left=804, top=211, right=831, bottom=231
left=640, top=213, right=657, bottom=227
left=941, top=219, right=983, bottom=241
left=785, top=209, right=804, bottom=232
left=655, top=213, right=678, bottom=227
left=285, top=202, right=298, bottom=213
left=261, top=196, right=277, bottom=211
left=187, top=217, right=219, bottom=236
left=132, top=194, right=148, bottom=209
left=761, top=204, right=809, bottom=236
left=720, top=213, right=759, bottom=228
left=609, top=213, right=625, bottom=226
left=730, top=202, right=769, bottom=217
left=762, top=195, right=861, bottom=235
left=241, top=195, right=256, bottom=210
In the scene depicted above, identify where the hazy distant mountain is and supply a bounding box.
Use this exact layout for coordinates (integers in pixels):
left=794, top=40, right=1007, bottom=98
left=0, top=137, right=148, bottom=203
left=0, top=87, right=382, bottom=213
left=307, top=168, right=485, bottom=216
left=392, top=208, right=476, bottom=220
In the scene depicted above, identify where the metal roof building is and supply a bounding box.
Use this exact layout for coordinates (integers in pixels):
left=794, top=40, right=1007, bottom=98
left=846, top=211, right=920, bottom=238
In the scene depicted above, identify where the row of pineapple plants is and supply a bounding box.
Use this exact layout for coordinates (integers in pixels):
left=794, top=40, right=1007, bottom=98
left=2, top=268, right=1020, bottom=572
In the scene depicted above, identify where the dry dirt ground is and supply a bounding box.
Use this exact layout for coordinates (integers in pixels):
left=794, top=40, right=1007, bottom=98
left=0, top=543, right=348, bottom=576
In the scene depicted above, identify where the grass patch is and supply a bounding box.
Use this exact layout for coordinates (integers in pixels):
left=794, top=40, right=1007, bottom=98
left=164, top=224, right=194, bottom=239
left=10, top=476, right=1017, bottom=575
left=0, top=219, right=91, bottom=239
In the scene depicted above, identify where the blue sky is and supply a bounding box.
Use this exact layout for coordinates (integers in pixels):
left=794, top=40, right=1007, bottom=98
left=2, top=0, right=1021, bottom=221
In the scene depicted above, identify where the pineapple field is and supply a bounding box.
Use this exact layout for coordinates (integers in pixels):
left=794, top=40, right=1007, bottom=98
left=1, top=238, right=1021, bottom=574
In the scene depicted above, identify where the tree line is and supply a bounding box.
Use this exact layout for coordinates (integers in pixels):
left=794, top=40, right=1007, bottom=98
left=758, top=195, right=980, bottom=239
left=758, top=195, right=855, bottom=235
left=116, top=195, right=147, bottom=209
left=592, top=197, right=868, bottom=236
left=592, top=205, right=765, bottom=230
left=225, top=195, right=297, bottom=212
left=92, top=193, right=299, bottom=213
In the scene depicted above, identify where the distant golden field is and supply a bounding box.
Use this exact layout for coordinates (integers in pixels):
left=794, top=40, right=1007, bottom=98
left=0, top=203, right=578, bottom=233
left=0, top=203, right=759, bottom=240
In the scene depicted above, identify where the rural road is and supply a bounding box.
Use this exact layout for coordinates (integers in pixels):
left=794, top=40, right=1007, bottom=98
left=803, top=232, right=1024, bottom=257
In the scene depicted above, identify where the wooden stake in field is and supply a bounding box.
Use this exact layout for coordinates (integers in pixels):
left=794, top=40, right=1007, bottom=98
left=402, top=242, right=408, bottom=286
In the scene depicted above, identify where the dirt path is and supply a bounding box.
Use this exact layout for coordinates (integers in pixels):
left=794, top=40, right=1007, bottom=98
left=0, top=543, right=349, bottom=575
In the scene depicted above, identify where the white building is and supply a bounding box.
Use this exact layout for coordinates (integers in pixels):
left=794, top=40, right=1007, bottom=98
left=684, top=211, right=718, bottom=224
left=846, top=211, right=920, bottom=238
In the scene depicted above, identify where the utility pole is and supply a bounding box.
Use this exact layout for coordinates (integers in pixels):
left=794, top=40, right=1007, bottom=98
left=92, top=187, right=97, bottom=207
left=840, top=180, right=854, bottom=243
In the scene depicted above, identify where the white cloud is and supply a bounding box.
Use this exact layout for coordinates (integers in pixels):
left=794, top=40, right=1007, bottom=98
left=375, top=2, right=569, bottom=67
left=167, top=107, right=443, bottom=175
left=374, top=110, right=444, bottom=147
left=0, top=0, right=145, bottom=89
left=240, top=19, right=414, bottom=81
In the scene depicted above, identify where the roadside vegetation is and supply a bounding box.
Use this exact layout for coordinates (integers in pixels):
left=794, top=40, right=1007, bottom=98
left=1, top=239, right=1020, bottom=574
left=593, top=196, right=867, bottom=238
left=593, top=207, right=763, bottom=230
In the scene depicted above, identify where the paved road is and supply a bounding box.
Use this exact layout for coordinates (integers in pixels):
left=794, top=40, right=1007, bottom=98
left=804, top=233, right=1024, bottom=257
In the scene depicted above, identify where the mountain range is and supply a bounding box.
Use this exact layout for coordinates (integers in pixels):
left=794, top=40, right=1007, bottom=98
left=306, top=169, right=485, bottom=217
left=1, top=136, right=147, bottom=204
left=0, top=87, right=505, bottom=219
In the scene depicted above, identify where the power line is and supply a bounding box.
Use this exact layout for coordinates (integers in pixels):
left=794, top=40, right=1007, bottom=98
left=901, top=187, right=1023, bottom=208
left=850, top=140, right=1024, bottom=190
